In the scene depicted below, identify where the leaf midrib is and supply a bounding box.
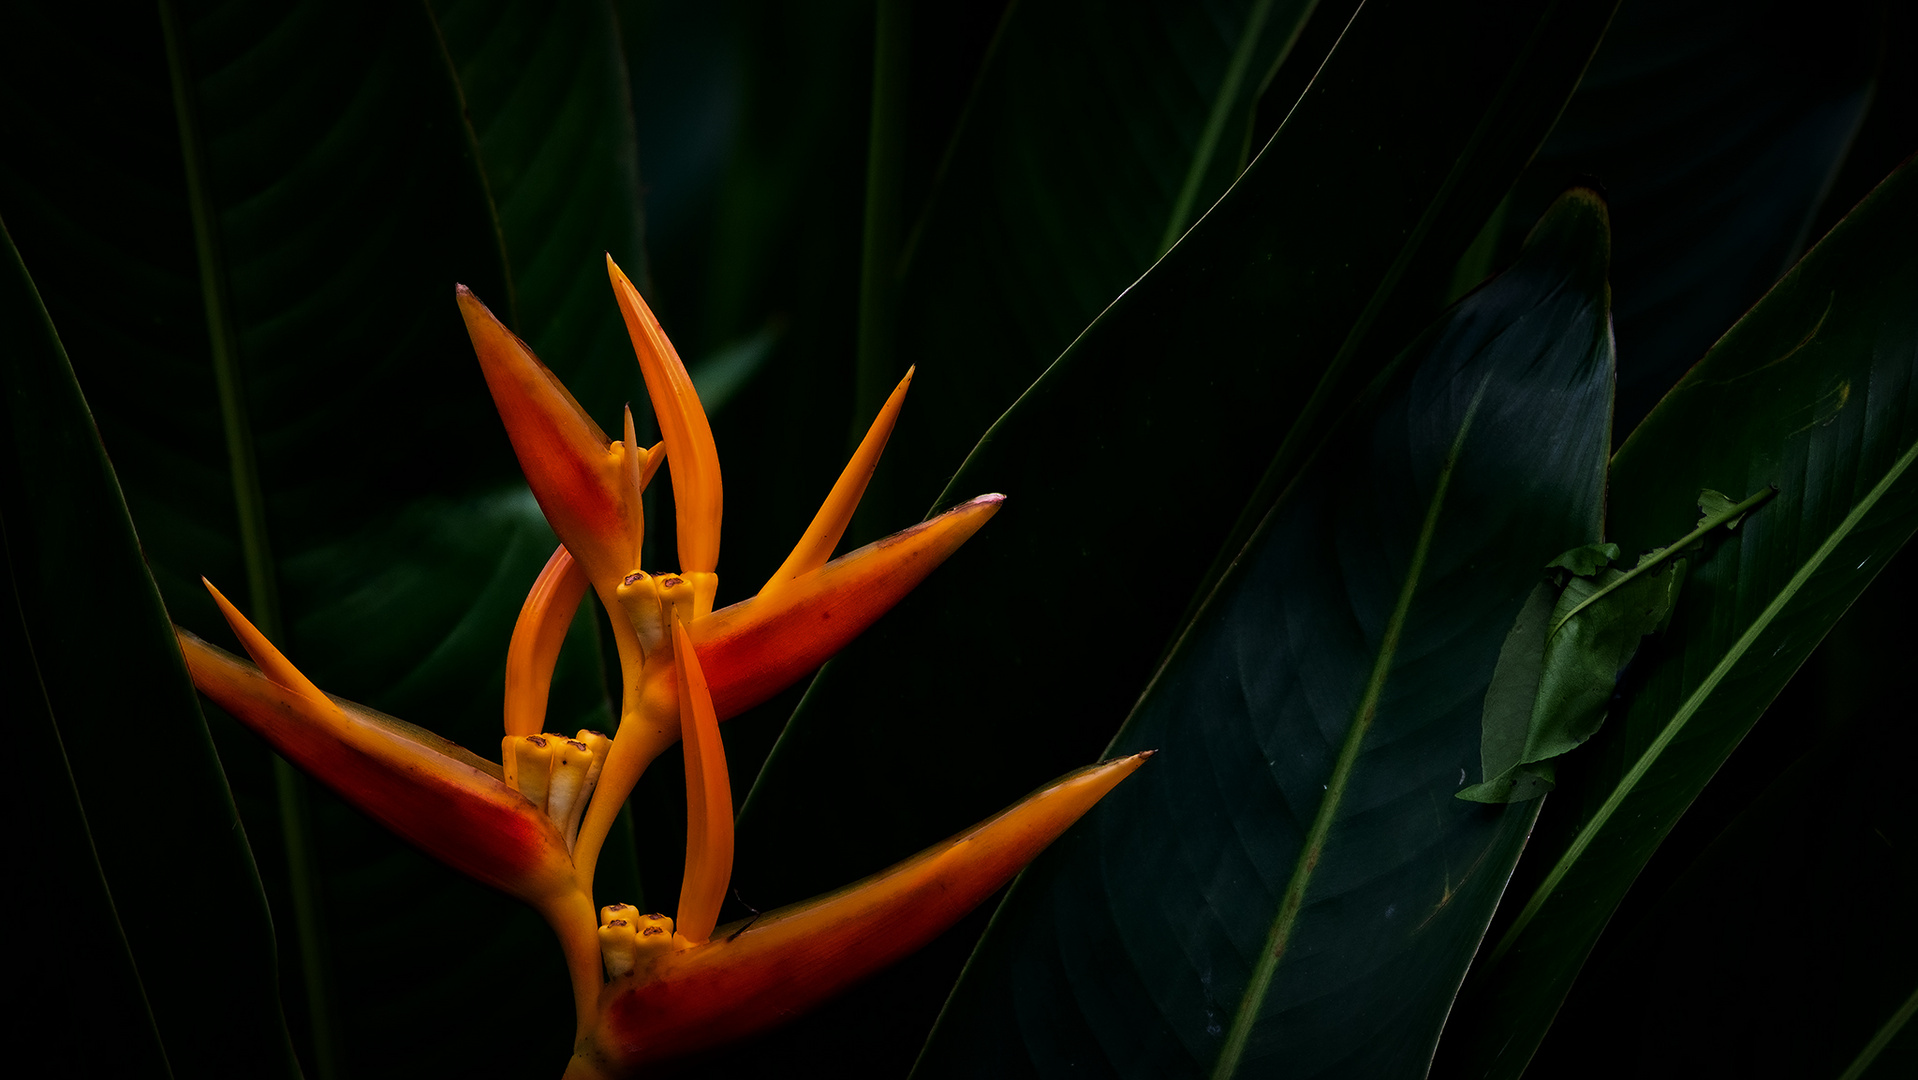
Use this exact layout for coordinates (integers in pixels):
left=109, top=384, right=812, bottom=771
left=1209, top=386, right=1485, bottom=1080
left=1489, top=435, right=1918, bottom=965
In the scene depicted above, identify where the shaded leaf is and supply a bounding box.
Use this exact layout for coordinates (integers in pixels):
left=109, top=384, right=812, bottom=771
left=1436, top=156, right=1918, bottom=1080
left=1, top=3, right=645, bottom=1074
left=1544, top=542, right=1619, bottom=577
left=1465, top=581, right=1559, bottom=805
left=1460, top=484, right=1777, bottom=804
left=913, top=190, right=1615, bottom=1079
left=0, top=218, right=300, bottom=1075
left=429, top=0, right=650, bottom=416
left=741, top=0, right=1617, bottom=916
left=1492, top=0, right=1881, bottom=436
left=1528, top=541, right=1918, bottom=1076
left=866, top=0, right=1322, bottom=529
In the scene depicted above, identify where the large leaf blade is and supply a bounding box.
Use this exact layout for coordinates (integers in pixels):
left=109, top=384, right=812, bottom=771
left=913, top=191, right=1615, bottom=1079
left=740, top=0, right=1616, bottom=917
left=1483, top=0, right=1880, bottom=435
left=1436, top=156, right=1918, bottom=1079
left=864, top=0, right=1321, bottom=527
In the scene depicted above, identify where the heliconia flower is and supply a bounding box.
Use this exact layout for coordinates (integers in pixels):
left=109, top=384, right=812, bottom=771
left=180, top=259, right=1149, bottom=1075
left=458, top=262, right=1006, bottom=898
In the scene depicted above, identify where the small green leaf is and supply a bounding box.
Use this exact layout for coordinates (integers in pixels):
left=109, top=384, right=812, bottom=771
left=1528, top=563, right=1681, bottom=756
left=1461, top=581, right=1557, bottom=803
left=1463, top=484, right=1775, bottom=805
left=1545, top=542, right=1620, bottom=578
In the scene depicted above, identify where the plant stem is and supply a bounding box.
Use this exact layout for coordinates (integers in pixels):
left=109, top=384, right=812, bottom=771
left=1547, top=485, right=1777, bottom=640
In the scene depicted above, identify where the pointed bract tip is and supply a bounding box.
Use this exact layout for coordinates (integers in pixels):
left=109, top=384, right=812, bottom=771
left=581, top=751, right=1147, bottom=1069
left=200, top=577, right=334, bottom=715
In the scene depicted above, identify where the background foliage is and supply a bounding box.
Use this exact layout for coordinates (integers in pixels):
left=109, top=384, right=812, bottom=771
left=4, top=1, right=1914, bottom=1077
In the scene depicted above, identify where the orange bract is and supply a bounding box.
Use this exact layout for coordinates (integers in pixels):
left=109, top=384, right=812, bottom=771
left=177, top=261, right=1145, bottom=1078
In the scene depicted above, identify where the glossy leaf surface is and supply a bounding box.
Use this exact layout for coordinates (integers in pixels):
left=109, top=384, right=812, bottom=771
left=1437, top=157, right=1918, bottom=1080
left=914, top=191, right=1615, bottom=1079
left=0, top=220, right=300, bottom=1076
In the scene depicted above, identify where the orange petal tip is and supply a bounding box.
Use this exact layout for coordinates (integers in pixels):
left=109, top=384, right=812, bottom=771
left=694, top=493, right=1005, bottom=718
left=575, top=752, right=1147, bottom=1070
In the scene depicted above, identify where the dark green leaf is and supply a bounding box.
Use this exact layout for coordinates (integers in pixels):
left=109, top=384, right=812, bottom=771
left=913, top=189, right=1615, bottom=1079
left=1460, top=559, right=1681, bottom=803
left=2, top=3, right=644, bottom=1074
left=1544, top=542, right=1619, bottom=577
left=1435, top=156, right=1918, bottom=1080
left=1490, top=0, right=1882, bottom=435
left=1464, top=581, right=1558, bottom=805
left=740, top=0, right=1615, bottom=913
left=862, top=0, right=1323, bottom=533
left=429, top=0, right=649, bottom=414
left=1, top=218, right=300, bottom=1075
left=1458, top=485, right=1786, bottom=805
left=1528, top=544, right=1918, bottom=1075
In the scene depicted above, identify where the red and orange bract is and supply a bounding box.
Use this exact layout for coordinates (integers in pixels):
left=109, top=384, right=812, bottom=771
left=180, top=258, right=1144, bottom=1076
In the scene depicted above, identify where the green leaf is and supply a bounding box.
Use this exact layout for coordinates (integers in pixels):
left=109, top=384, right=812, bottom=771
left=1544, top=542, right=1619, bottom=577
left=1435, top=156, right=1918, bottom=1080
left=1, top=219, right=300, bottom=1075
left=1459, top=560, right=1680, bottom=803
left=1463, top=581, right=1559, bottom=805
left=858, top=0, right=1326, bottom=533
left=913, top=189, right=1615, bottom=1079
left=740, top=0, right=1616, bottom=915
left=1526, top=547, right=1918, bottom=1074
left=428, top=0, right=649, bottom=413
left=1490, top=0, right=1881, bottom=434
left=2, top=3, right=644, bottom=1074
left=1462, top=485, right=1780, bottom=804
